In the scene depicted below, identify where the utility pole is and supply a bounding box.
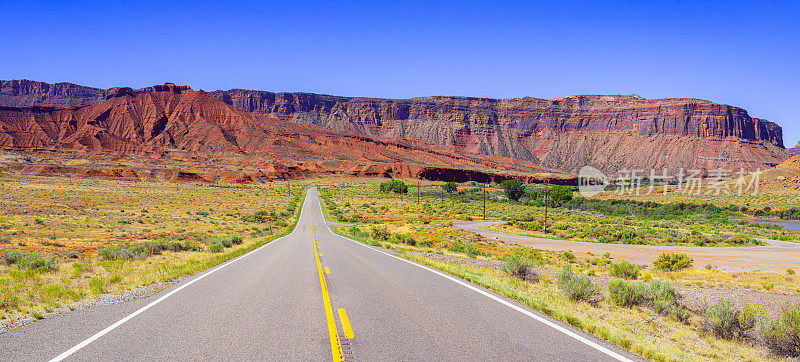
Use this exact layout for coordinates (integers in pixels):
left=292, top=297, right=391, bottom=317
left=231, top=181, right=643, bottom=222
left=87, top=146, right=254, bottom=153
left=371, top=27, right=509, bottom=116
left=287, top=179, right=290, bottom=197
left=483, top=183, right=486, bottom=221
left=543, top=179, right=550, bottom=234
left=417, top=181, right=420, bottom=204
left=441, top=184, right=444, bottom=208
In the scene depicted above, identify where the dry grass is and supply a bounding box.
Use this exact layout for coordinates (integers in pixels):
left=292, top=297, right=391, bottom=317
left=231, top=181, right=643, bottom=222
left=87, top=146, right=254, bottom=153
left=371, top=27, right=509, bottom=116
left=0, top=174, right=307, bottom=319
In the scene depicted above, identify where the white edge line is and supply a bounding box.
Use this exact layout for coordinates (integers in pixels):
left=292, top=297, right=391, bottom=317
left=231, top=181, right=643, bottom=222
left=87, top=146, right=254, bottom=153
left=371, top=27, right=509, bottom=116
left=49, top=220, right=299, bottom=362
left=312, top=189, right=634, bottom=362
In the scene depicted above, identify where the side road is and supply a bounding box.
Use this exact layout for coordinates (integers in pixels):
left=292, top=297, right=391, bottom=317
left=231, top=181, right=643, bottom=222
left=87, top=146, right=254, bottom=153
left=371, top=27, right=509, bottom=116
left=455, top=222, right=800, bottom=273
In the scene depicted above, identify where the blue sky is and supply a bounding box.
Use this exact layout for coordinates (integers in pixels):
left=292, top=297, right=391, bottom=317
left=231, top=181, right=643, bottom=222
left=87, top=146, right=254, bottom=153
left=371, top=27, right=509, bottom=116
left=2, top=0, right=798, bottom=147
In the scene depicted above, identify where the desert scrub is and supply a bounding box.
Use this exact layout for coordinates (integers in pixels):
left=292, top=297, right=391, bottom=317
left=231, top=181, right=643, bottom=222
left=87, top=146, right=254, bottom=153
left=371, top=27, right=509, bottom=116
left=2, top=250, right=60, bottom=271
left=608, top=279, right=689, bottom=323
left=502, top=255, right=539, bottom=283
left=401, top=252, right=773, bottom=360
left=653, top=252, right=693, bottom=271
left=557, top=265, right=601, bottom=303
left=761, top=302, right=800, bottom=357
left=609, top=260, right=640, bottom=280
left=447, top=240, right=486, bottom=258
left=98, top=239, right=203, bottom=261
left=206, top=243, right=224, bottom=253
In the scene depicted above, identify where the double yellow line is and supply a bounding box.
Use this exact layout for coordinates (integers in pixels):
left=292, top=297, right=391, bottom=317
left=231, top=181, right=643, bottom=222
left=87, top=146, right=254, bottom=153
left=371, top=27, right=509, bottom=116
left=313, top=220, right=353, bottom=361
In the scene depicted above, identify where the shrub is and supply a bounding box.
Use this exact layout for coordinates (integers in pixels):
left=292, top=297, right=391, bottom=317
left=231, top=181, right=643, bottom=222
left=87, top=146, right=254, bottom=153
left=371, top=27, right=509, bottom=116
left=390, top=233, right=417, bottom=246
left=441, top=182, right=458, bottom=194
left=788, top=269, right=796, bottom=275
left=653, top=253, right=693, bottom=271
left=241, top=210, right=276, bottom=223
left=608, top=280, right=644, bottom=307
left=502, top=255, right=539, bottom=283
left=739, top=302, right=768, bottom=330
left=378, top=179, right=408, bottom=194
left=98, top=239, right=205, bottom=261
left=370, top=226, right=391, bottom=241
left=761, top=302, right=800, bottom=357
left=207, top=243, right=224, bottom=253
left=610, top=261, right=640, bottom=280
left=1, top=250, right=60, bottom=271
left=89, top=277, right=105, bottom=294
left=559, top=251, right=576, bottom=261
left=608, top=279, right=686, bottom=321
left=704, top=300, right=741, bottom=339
left=448, top=241, right=484, bottom=258
left=557, top=265, right=601, bottom=303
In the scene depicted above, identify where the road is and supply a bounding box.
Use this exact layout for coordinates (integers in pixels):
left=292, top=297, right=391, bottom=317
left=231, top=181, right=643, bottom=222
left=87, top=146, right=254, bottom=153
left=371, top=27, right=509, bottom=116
left=0, top=189, right=635, bottom=361
left=456, top=222, right=800, bottom=273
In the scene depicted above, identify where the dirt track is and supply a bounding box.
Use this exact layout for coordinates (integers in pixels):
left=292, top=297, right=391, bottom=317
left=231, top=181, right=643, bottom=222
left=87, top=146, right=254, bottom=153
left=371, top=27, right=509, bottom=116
left=454, top=222, right=800, bottom=273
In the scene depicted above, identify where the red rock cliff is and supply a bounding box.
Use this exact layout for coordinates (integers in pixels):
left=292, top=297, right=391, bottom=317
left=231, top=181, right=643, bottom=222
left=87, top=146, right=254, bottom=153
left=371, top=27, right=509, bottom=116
left=208, top=90, right=788, bottom=172
left=0, top=80, right=787, bottom=172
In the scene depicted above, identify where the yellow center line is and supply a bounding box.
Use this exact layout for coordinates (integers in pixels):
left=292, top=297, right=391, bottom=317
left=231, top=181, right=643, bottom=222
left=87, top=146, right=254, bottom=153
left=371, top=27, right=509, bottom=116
left=313, top=227, right=343, bottom=362
left=337, top=308, right=354, bottom=340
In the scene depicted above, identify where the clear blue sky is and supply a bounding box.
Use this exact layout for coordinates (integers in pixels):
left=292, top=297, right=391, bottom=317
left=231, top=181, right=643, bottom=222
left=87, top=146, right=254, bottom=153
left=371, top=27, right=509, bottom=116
left=2, top=0, right=798, bottom=147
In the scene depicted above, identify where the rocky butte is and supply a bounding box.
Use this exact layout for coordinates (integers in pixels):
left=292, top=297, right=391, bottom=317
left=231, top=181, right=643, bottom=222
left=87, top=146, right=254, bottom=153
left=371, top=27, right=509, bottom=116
left=1, top=79, right=789, bottom=173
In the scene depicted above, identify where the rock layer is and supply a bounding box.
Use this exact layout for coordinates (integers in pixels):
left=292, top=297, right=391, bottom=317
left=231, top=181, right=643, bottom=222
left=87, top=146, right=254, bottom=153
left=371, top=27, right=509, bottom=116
left=0, top=84, right=569, bottom=184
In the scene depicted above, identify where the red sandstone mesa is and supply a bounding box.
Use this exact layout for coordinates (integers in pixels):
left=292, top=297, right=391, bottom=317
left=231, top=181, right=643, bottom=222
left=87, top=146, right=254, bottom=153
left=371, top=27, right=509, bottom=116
left=1, top=79, right=789, bottom=172
left=0, top=83, right=569, bottom=183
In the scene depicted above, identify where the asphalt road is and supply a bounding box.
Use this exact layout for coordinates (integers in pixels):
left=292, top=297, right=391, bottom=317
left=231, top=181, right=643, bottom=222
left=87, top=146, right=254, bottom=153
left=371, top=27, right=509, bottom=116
left=456, top=222, right=800, bottom=273
left=0, top=189, right=636, bottom=361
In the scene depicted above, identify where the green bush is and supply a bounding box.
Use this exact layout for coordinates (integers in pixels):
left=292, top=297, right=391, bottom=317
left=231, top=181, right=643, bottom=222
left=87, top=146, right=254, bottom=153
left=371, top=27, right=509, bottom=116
left=704, top=300, right=741, bottom=339
left=739, top=302, right=768, bottom=330
left=653, top=253, right=693, bottom=271
left=98, top=239, right=204, bottom=261
left=608, top=280, right=644, bottom=307
left=241, top=210, right=277, bottom=223
left=207, top=243, right=224, bottom=253
left=390, top=233, right=417, bottom=246
left=557, top=265, right=601, bottom=303
left=378, top=179, right=408, bottom=194
left=441, top=182, right=458, bottom=194
left=610, top=261, right=640, bottom=280
left=1, top=250, right=60, bottom=271
left=447, top=241, right=485, bottom=258
left=608, top=279, right=687, bottom=322
left=502, top=255, right=539, bottom=283
left=499, top=179, right=526, bottom=201
left=761, top=302, right=800, bottom=357
left=370, top=226, right=391, bottom=241
left=89, top=277, right=105, bottom=295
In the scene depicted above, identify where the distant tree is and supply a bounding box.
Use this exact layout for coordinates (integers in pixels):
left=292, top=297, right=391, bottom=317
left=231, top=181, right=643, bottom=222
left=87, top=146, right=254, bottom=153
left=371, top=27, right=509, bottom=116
left=499, top=179, right=526, bottom=201
left=379, top=179, right=408, bottom=194
left=528, top=184, right=573, bottom=207
left=442, top=182, right=458, bottom=194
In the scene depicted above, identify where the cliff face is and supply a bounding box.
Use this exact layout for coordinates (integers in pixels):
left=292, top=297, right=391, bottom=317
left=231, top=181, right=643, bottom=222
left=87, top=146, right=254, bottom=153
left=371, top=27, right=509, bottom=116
left=0, top=84, right=568, bottom=183
left=0, top=80, right=108, bottom=108
left=0, top=80, right=788, bottom=173
left=207, top=90, right=788, bottom=172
